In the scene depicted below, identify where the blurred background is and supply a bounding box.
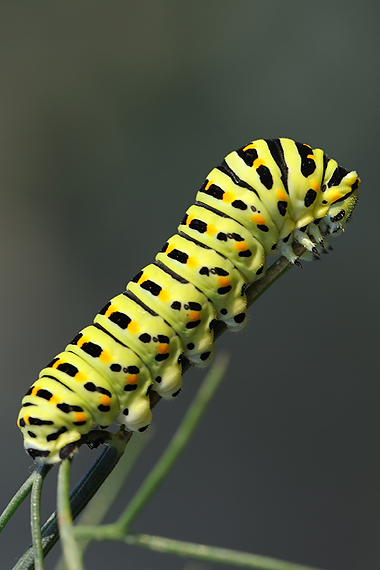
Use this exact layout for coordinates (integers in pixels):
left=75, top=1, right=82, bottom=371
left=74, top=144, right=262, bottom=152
left=0, top=2, right=379, bottom=569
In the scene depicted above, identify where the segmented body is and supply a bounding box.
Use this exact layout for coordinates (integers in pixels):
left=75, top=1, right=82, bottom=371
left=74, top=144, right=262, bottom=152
left=17, top=138, right=360, bottom=463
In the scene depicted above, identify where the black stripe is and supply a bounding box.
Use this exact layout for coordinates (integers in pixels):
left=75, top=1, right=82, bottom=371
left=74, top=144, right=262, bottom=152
left=265, top=139, right=288, bottom=192
left=217, top=160, right=260, bottom=197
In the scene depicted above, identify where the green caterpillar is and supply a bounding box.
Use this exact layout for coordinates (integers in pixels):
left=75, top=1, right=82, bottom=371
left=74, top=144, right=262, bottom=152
left=17, top=138, right=360, bottom=464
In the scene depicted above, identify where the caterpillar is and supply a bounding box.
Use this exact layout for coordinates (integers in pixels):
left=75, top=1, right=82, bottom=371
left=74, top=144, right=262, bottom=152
left=17, top=138, right=360, bottom=464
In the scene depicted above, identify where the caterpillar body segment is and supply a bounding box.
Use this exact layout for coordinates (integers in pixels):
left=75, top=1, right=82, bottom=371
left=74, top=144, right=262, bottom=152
left=17, top=138, right=360, bottom=463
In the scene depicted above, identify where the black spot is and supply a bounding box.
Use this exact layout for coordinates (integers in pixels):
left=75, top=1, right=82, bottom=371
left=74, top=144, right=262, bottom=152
left=214, top=267, right=228, bottom=276
left=186, top=320, right=201, bottom=329
left=221, top=308, right=227, bottom=315
left=27, top=431, right=37, bottom=438
left=200, top=351, right=211, bottom=361
left=57, top=403, right=84, bottom=414
left=138, top=425, right=149, bottom=432
left=123, top=408, right=129, bottom=415
left=234, top=313, right=246, bottom=323
left=29, top=417, right=54, bottom=426
left=189, top=218, right=207, bottom=233
left=127, top=365, right=139, bottom=374
left=256, top=265, right=264, bottom=275
left=218, top=285, right=232, bottom=295
left=110, top=363, right=122, bottom=372
left=209, top=319, right=217, bottom=330
left=187, top=342, right=195, bottom=350
left=36, top=389, right=53, bottom=401
left=232, top=233, right=244, bottom=241
left=304, top=189, right=317, bottom=208
left=82, top=341, right=103, bottom=358
left=217, top=232, right=228, bottom=241
left=19, top=418, right=26, bottom=427
left=168, top=249, right=188, bottom=264
left=27, top=448, right=50, bottom=460
left=155, top=376, right=162, bottom=383
left=172, top=389, right=181, bottom=398
left=199, top=266, right=209, bottom=276
left=238, top=249, right=252, bottom=258
left=139, top=333, right=151, bottom=343
left=158, top=335, right=169, bottom=343
left=181, top=213, right=188, bottom=225
left=236, top=145, right=258, bottom=166
left=199, top=181, right=224, bottom=200
left=257, top=224, right=269, bottom=232
left=141, top=280, right=162, bottom=296
left=155, top=353, right=169, bottom=362
left=232, top=200, right=247, bottom=210
left=98, top=404, right=111, bottom=412
left=124, top=384, right=137, bottom=392
left=257, top=165, right=273, bottom=189
left=109, top=311, right=131, bottom=329
left=171, top=301, right=181, bottom=310
left=277, top=201, right=287, bottom=216
left=47, top=426, right=68, bottom=442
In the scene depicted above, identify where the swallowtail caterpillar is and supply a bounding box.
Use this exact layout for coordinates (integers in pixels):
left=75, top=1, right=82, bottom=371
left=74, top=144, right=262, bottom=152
left=17, top=138, right=360, bottom=464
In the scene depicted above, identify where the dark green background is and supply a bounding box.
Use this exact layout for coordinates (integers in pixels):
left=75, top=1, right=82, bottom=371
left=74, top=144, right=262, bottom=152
left=0, top=2, right=379, bottom=569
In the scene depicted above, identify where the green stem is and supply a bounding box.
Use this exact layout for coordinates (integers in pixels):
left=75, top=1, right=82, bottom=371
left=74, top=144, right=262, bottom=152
left=57, top=460, right=83, bottom=570
left=0, top=466, right=52, bottom=533
left=30, top=466, right=50, bottom=570
left=124, top=533, right=326, bottom=570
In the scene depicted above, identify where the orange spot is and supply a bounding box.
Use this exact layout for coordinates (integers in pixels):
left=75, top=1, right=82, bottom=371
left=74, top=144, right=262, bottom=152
left=100, top=395, right=111, bottom=407
left=158, top=289, right=171, bottom=302
left=99, top=350, right=113, bottom=363
left=157, top=343, right=169, bottom=354
left=50, top=394, right=60, bottom=404
left=276, top=189, right=287, bottom=201
left=74, top=371, right=87, bottom=383
left=253, top=158, right=265, bottom=169
left=307, top=153, right=315, bottom=161
left=189, top=310, right=201, bottom=321
left=243, top=143, right=256, bottom=151
left=52, top=358, right=64, bottom=369
left=187, top=256, right=198, bottom=268
left=24, top=414, right=30, bottom=425
left=74, top=412, right=87, bottom=424
left=207, top=224, right=218, bottom=235
left=235, top=242, right=248, bottom=252
left=127, top=374, right=138, bottom=384
left=77, top=335, right=90, bottom=348
left=253, top=214, right=266, bottom=225
left=222, top=191, right=234, bottom=203
left=31, top=385, right=40, bottom=397
left=17, top=418, right=20, bottom=427
left=186, top=214, right=195, bottom=226
left=205, top=180, right=213, bottom=190
left=105, top=304, right=117, bottom=318
left=166, top=243, right=175, bottom=255
left=218, top=276, right=230, bottom=287
left=311, top=179, right=319, bottom=191
left=330, top=191, right=342, bottom=203
left=127, top=321, right=140, bottom=334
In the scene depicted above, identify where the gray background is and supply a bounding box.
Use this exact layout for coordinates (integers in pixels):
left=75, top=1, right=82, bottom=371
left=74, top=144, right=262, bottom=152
left=0, top=2, right=379, bottom=569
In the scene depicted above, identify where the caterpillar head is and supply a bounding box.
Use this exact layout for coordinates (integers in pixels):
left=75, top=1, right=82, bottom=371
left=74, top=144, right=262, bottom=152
left=324, top=171, right=360, bottom=235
